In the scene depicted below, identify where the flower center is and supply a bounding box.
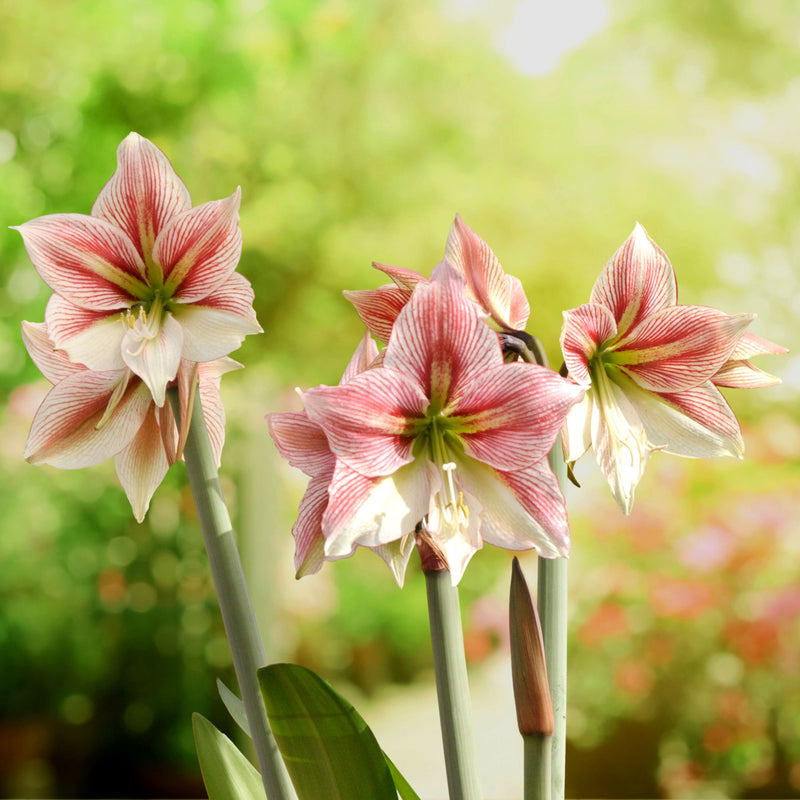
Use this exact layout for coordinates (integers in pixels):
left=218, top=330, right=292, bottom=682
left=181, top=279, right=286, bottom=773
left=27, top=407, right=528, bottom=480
left=120, top=293, right=166, bottom=354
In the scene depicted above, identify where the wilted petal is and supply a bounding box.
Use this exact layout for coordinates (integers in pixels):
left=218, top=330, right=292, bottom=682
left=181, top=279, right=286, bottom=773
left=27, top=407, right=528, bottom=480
left=115, top=406, right=170, bottom=522
left=25, top=370, right=152, bottom=469
left=445, top=213, right=530, bottom=331
left=157, top=189, right=243, bottom=301
left=173, top=271, right=261, bottom=362
left=590, top=222, right=677, bottom=336
left=13, top=214, right=147, bottom=309
left=457, top=362, right=584, bottom=470
left=384, top=260, right=501, bottom=409
left=21, top=321, right=82, bottom=384
left=323, top=461, right=432, bottom=557
left=121, top=310, right=183, bottom=406
left=92, top=132, right=192, bottom=264
left=303, top=367, right=427, bottom=477
left=612, top=307, right=754, bottom=393
left=621, top=375, right=744, bottom=458
left=560, top=303, right=618, bottom=385
left=45, top=294, right=126, bottom=371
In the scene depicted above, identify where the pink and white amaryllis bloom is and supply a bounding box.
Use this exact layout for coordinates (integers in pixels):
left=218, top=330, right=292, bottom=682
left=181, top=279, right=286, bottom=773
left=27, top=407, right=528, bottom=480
left=299, top=261, right=584, bottom=585
left=22, top=321, right=238, bottom=521
left=13, top=132, right=261, bottom=407
left=560, top=223, right=786, bottom=514
left=269, top=333, right=419, bottom=584
left=344, top=214, right=530, bottom=343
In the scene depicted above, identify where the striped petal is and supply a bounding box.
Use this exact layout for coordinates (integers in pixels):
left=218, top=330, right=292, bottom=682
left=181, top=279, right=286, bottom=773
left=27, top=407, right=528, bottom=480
left=115, top=405, right=170, bottom=522
left=560, top=303, right=618, bottom=385
left=712, top=360, right=782, bottom=389
left=302, top=367, right=427, bottom=477
left=293, top=473, right=335, bottom=578
left=92, top=132, right=191, bottom=267
left=323, top=460, right=432, bottom=557
left=121, top=310, right=183, bottom=407
left=613, top=307, right=754, bottom=392
left=13, top=213, right=147, bottom=309
left=445, top=213, right=530, bottom=331
left=45, top=293, right=126, bottom=371
left=198, top=357, right=240, bottom=467
left=457, top=456, right=569, bottom=558
left=343, top=283, right=415, bottom=344
left=729, top=331, right=788, bottom=360
left=269, top=412, right=335, bottom=478
left=372, top=536, right=416, bottom=587
left=157, top=189, right=243, bottom=301
left=457, top=362, right=584, bottom=470
left=173, top=271, right=261, bottom=362
left=21, top=321, right=83, bottom=384
left=341, top=330, right=379, bottom=383
left=590, top=223, right=677, bottom=337
left=384, top=260, right=501, bottom=410
left=24, top=370, right=152, bottom=469
left=620, top=375, right=744, bottom=458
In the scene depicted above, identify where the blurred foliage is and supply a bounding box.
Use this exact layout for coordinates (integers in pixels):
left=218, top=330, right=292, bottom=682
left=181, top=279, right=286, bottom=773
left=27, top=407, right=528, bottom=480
left=0, top=0, right=798, bottom=796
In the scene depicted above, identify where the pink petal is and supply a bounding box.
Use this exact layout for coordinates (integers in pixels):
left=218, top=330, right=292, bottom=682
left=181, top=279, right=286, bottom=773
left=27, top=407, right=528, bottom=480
left=171, top=360, right=200, bottom=462
left=21, top=321, right=83, bottom=384
left=613, top=306, right=754, bottom=392
left=590, top=223, right=677, bottom=337
left=121, top=311, right=183, bottom=407
left=268, top=412, right=335, bottom=477
left=45, top=294, right=126, bottom=371
left=621, top=376, right=744, bottom=458
left=172, top=271, right=261, bottom=362
left=13, top=214, right=147, bottom=309
left=373, top=262, right=427, bottom=291
left=293, top=474, right=333, bottom=577
left=384, top=260, right=502, bottom=410
left=457, top=362, right=584, bottom=470
left=343, top=284, right=413, bottom=343
left=729, top=331, right=788, bottom=359
left=115, top=405, right=170, bottom=522
left=445, top=214, right=530, bottom=331
left=560, top=303, right=618, bottom=385
left=341, top=330, right=380, bottom=383
left=711, top=360, right=782, bottom=389
left=157, top=189, right=243, bottom=301
left=322, top=460, right=432, bottom=556
left=302, top=367, right=427, bottom=477
left=24, top=370, right=152, bottom=469
left=92, top=132, right=192, bottom=264
left=197, top=358, right=240, bottom=467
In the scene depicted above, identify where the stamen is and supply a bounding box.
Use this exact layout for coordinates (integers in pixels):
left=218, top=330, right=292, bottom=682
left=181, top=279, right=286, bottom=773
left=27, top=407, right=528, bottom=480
left=96, top=371, right=132, bottom=430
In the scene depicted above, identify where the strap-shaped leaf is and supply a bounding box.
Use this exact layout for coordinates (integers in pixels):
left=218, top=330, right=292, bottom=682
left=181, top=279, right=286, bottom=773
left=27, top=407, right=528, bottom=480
left=384, top=752, right=422, bottom=800
left=258, top=663, right=407, bottom=800
left=192, top=712, right=266, bottom=800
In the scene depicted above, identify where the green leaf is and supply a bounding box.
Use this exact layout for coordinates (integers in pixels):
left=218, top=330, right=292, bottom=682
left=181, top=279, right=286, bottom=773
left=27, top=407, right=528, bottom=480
left=192, top=712, right=266, bottom=800
left=384, top=752, right=422, bottom=800
left=258, top=663, right=403, bottom=800
left=217, top=677, right=252, bottom=737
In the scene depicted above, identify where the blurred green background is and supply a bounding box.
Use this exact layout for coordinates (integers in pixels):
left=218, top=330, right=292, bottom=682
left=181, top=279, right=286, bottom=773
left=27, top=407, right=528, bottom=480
left=0, top=0, right=797, bottom=797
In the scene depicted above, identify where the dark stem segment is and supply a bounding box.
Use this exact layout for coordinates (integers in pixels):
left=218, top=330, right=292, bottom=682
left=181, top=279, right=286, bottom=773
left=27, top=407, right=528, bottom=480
left=524, top=734, right=553, bottom=800
left=423, top=567, right=483, bottom=800
left=173, top=389, right=296, bottom=800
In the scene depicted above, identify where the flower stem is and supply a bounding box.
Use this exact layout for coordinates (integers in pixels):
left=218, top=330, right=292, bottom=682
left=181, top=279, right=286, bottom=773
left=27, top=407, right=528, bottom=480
left=173, top=389, right=296, bottom=800
left=424, top=568, right=483, bottom=800
left=537, top=444, right=569, bottom=800
left=524, top=733, right=552, bottom=800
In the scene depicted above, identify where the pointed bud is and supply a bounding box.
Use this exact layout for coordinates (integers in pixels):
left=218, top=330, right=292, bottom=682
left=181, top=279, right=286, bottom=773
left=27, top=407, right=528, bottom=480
left=509, top=557, right=554, bottom=736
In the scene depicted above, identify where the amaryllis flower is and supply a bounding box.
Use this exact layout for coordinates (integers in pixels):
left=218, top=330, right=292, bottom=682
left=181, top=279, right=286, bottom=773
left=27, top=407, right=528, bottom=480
left=22, top=321, right=239, bottom=521
left=560, top=223, right=786, bottom=514
left=297, top=261, right=583, bottom=585
left=344, top=214, right=530, bottom=343
left=269, top=333, right=416, bottom=583
left=13, top=132, right=261, bottom=407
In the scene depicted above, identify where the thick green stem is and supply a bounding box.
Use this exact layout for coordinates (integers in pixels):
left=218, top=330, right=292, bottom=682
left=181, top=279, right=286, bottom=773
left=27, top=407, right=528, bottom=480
left=174, top=390, right=296, bottom=800
left=538, top=445, right=569, bottom=800
left=424, top=569, right=482, bottom=800
left=524, top=733, right=552, bottom=800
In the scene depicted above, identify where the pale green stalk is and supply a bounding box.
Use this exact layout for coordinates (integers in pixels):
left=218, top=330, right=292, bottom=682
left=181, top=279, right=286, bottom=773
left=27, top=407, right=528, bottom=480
left=524, top=733, right=552, bottom=800
left=537, top=448, right=568, bottom=800
left=172, top=389, right=296, bottom=800
left=424, top=569, right=482, bottom=800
